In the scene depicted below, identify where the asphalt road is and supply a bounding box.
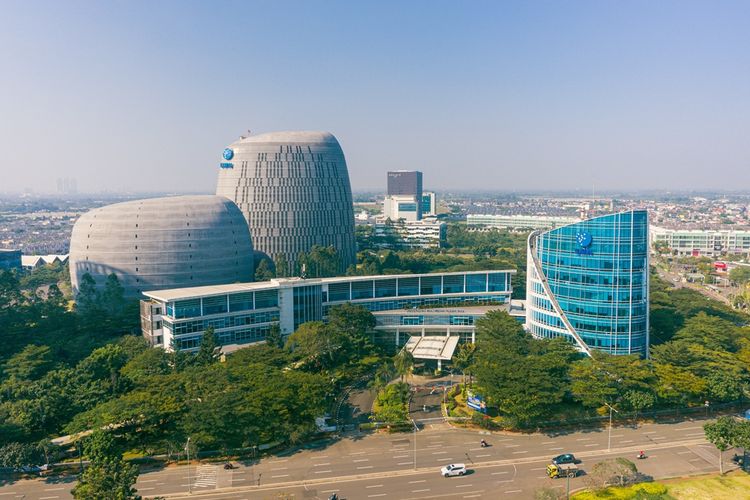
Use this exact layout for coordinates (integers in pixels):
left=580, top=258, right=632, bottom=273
left=0, top=417, right=727, bottom=500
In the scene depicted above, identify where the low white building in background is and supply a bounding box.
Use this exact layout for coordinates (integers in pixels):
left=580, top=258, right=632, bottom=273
left=467, top=214, right=579, bottom=231
left=374, top=219, right=446, bottom=249
left=21, top=254, right=69, bottom=270
left=650, top=226, right=750, bottom=256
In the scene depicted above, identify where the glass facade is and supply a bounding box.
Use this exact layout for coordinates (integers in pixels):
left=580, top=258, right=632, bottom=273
left=526, top=210, right=649, bottom=356
left=149, top=270, right=514, bottom=352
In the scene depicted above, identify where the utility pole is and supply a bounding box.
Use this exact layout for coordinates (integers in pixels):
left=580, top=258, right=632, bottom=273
left=605, top=403, right=619, bottom=451
left=411, top=419, right=418, bottom=471
left=186, top=437, right=192, bottom=495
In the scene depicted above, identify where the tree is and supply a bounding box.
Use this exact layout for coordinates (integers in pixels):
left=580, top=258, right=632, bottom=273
left=265, top=324, right=284, bottom=349
left=76, top=273, right=99, bottom=314
left=274, top=254, right=290, bottom=278
left=371, top=361, right=395, bottom=393
left=586, top=458, right=639, bottom=490
left=285, top=322, right=344, bottom=370
left=452, top=343, right=476, bottom=386
left=533, top=487, right=563, bottom=500
left=623, top=390, right=655, bottom=426
left=705, top=416, right=738, bottom=475
left=0, top=441, right=37, bottom=468
left=254, top=259, right=275, bottom=281
left=1, top=345, right=53, bottom=381
left=72, top=431, right=140, bottom=500
left=393, top=349, right=414, bottom=383
left=101, top=273, right=126, bottom=317
left=371, top=382, right=410, bottom=423
left=194, top=327, right=220, bottom=366
left=730, top=266, right=750, bottom=286
left=570, top=352, right=654, bottom=410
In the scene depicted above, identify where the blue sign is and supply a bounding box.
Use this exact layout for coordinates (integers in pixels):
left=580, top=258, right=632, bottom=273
left=222, top=148, right=234, bottom=160
left=576, top=232, right=593, bottom=247
left=575, top=232, right=593, bottom=255
left=467, top=391, right=487, bottom=413
left=219, top=162, right=234, bottom=169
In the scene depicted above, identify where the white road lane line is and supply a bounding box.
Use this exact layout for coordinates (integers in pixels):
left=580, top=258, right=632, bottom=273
left=314, top=470, right=333, bottom=474
left=620, top=440, right=634, bottom=443
left=505, top=490, right=523, bottom=494
left=512, top=450, right=529, bottom=454
left=357, top=466, right=374, bottom=469
left=584, top=443, right=598, bottom=447
left=313, top=463, right=331, bottom=466
left=409, top=480, right=426, bottom=483
left=353, top=459, right=370, bottom=462
left=549, top=447, right=564, bottom=450
left=476, top=454, right=491, bottom=457
left=368, top=495, right=386, bottom=498
left=531, top=467, right=546, bottom=471
left=398, top=461, right=414, bottom=465
left=678, top=451, right=692, bottom=455
left=432, top=451, right=448, bottom=454
left=677, top=426, right=703, bottom=431
left=271, top=474, right=289, bottom=478
left=492, top=471, right=510, bottom=475
left=366, top=484, right=384, bottom=488
left=413, top=489, right=431, bottom=493
left=456, top=484, right=474, bottom=488
left=505, top=444, right=520, bottom=448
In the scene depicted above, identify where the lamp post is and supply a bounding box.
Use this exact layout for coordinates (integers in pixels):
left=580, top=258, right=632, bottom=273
left=605, top=403, right=619, bottom=452
left=186, top=437, right=192, bottom=495
left=411, top=419, right=418, bottom=471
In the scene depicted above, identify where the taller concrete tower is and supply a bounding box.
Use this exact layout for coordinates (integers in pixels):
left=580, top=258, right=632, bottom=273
left=216, top=131, right=356, bottom=274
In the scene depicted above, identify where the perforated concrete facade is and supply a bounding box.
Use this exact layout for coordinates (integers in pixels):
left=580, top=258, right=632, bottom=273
left=69, top=195, right=254, bottom=298
left=216, top=131, right=356, bottom=274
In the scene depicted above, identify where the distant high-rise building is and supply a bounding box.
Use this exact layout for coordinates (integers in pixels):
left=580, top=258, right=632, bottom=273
left=422, top=192, right=437, bottom=217
left=56, top=177, right=77, bottom=195
left=387, top=170, right=423, bottom=197
left=526, top=210, right=649, bottom=356
left=216, top=131, right=356, bottom=274
left=384, top=170, right=424, bottom=221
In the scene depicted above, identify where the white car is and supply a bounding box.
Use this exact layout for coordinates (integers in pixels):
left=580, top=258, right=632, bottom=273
left=441, top=463, right=467, bottom=477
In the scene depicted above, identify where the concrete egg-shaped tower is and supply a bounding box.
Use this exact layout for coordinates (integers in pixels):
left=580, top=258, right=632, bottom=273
left=69, top=195, right=254, bottom=298
left=216, top=131, right=356, bottom=274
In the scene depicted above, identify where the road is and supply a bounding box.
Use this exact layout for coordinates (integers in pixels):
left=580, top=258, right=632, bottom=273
left=655, top=265, right=732, bottom=305
left=0, top=417, right=726, bottom=499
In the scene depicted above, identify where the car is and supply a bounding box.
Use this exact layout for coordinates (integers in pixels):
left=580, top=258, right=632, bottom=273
left=552, top=454, right=579, bottom=465
left=441, top=463, right=467, bottom=477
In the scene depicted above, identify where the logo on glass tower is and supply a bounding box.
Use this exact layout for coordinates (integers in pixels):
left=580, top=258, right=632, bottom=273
left=575, top=231, right=593, bottom=255
left=222, top=148, right=234, bottom=160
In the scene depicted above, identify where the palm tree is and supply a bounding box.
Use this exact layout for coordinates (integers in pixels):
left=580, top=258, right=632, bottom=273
left=393, top=349, right=415, bottom=383
left=452, top=343, right=476, bottom=387
left=370, top=361, right=395, bottom=393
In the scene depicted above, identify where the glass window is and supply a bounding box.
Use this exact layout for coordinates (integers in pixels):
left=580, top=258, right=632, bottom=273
left=328, top=282, right=350, bottom=302
left=203, top=295, right=228, bottom=315
left=374, top=279, right=397, bottom=298
left=420, top=275, right=442, bottom=295
left=397, top=277, right=419, bottom=296
left=174, top=299, right=201, bottom=319
left=466, top=274, right=487, bottom=293
left=255, top=290, right=279, bottom=309
left=442, top=274, right=464, bottom=294
left=352, top=280, right=374, bottom=300
left=229, top=292, right=253, bottom=312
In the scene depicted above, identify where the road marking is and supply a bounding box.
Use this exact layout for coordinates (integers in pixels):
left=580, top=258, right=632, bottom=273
left=353, top=459, right=370, bottom=462
left=542, top=441, right=556, bottom=444
left=476, top=453, right=491, bottom=457
left=492, top=471, right=510, bottom=475
left=585, top=443, right=599, bottom=447
left=677, top=426, right=703, bottom=431
left=512, top=450, right=529, bottom=454
left=368, top=495, right=386, bottom=498
left=311, top=455, right=330, bottom=459
left=456, top=484, right=474, bottom=488
left=576, top=438, right=592, bottom=441
left=505, top=490, right=523, bottom=494
left=549, top=447, right=564, bottom=450
left=271, top=466, right=288, bottom=470
left=44, top=487, right=67, bottom=490
left=357, top=466, right=374, bottom=469
left=678, top=451, right=693, bottom=455
left=366, top=484, right=384, bottom=488
left=322, top=490, right=340, bottom=493
left=394, top=455, right=410, bottom=458
left=644, top=431, right=657, bottom=434
left=39, top=497, right=60, bottom=500
left=464, top=495, right=482, bottom=499
left=350, top=451, right=367, bottom=455
left=398, top=461, right=414, bottom=465
left=269, top=459, right=288, bottom=463
left=686, top=432, right=705, bottom=437
left=313, top=470, right=333, bottom=474
left=139, top=480, right=158, bottom=483
left=432, top=451, right=448, bottom=454
left=409, top=480, right=426, bottom=483
left=652, top=436, right=667, bottom=440
left=139, top=488, right=155, bottom=491
left=313, top=462, right=331, bottom=466
left=620, top=440, right=633, bottom=443
left=413, top=489, right=431, bottom=493
left=610, top=434, right=624, bottom=438
left=0, top=494, right=17, bottom=497
left=271, top=474, right=289, bottom=478
left=233, top=478, right=246, bottom=482
left=531, top=467, right=546, bottom=471
left=505, top=444, right=520, bottom=448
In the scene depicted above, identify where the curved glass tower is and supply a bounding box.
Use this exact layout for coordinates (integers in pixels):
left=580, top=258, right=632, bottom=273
left=526, top=210, right=649, bottom=356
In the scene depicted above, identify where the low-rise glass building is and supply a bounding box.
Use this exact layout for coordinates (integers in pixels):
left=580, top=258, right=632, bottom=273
left=141, top=270, right=516, bottom=351
left=526, top=210, right=649, bottom=356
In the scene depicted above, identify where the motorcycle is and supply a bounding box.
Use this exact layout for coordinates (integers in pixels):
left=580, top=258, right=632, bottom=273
left=636, top=451, right=646, bottom=460
left=224, top=462, right=237, bottom=470
left=480, top=440, right=488, bottom=448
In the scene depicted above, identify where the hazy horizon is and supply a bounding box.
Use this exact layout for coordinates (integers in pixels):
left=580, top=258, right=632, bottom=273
left=1, top=1, right=749, bottom=194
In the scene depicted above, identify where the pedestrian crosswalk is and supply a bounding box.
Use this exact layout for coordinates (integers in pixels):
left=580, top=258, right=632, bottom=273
left=193, top=464, right=218, bottom=488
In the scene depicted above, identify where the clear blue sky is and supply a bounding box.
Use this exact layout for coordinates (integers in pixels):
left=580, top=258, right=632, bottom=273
left=1, top=0, right=748, bottom=193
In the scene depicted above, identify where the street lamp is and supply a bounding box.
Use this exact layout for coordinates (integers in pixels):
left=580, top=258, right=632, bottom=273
left=413, top=419, right=418, bottom=470
left=604, top=403, right=619, bottom=452
left=186, top=437, right=192, bottom=495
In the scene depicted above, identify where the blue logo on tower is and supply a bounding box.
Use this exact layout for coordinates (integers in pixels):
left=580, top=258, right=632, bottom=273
left=575, top=231, right=593, bottom=255
left=222, top=148, right=234, bottom=160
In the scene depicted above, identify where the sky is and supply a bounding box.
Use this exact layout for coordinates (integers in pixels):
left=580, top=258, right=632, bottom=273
left=1, top=0, right=749, bottom=194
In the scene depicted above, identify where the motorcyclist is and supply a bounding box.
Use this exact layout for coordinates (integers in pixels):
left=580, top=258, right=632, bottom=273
left=637, top=451, right=646, bottom=459
left=480, top=439, right=488, bottom=447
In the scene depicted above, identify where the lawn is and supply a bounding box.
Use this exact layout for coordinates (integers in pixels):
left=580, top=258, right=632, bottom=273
left=571, top=471, right=750, bottom=500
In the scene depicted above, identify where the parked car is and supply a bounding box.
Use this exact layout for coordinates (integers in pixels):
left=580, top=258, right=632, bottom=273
left=441, top=463, right=467, bottom=477
left=552, top=454, right=580, bottom=465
